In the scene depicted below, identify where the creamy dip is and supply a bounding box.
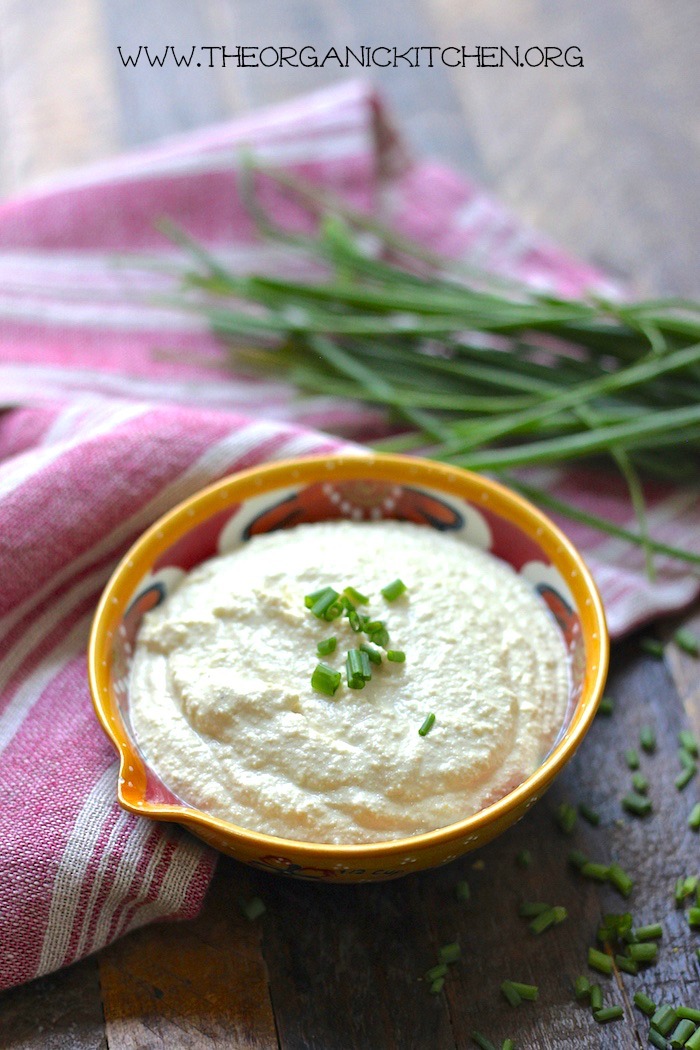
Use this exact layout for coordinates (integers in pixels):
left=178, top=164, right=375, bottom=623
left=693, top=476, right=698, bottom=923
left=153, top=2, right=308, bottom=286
left=129, top=521, right=570, bottom=844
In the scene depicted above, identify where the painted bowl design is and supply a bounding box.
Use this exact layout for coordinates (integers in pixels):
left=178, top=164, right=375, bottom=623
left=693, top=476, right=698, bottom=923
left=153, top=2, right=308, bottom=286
left=89, top=453, right=608, bottom=882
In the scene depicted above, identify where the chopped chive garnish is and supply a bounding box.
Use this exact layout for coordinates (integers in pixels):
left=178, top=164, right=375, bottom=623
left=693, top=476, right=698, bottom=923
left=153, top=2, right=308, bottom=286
left=500, top=980, right=522, bottom=1007
left=608, top=863, right=634, bottom=898
left=360, top=642, right=382, bottom=665
left=555, top=802, right=577, bottom=834
left=679, top=748, right=697, bottom=772
left=651, top=1004, right=678, bottom=1036
left=593, top=1006, right=623, bottom=1024
left=649, top=1030, right=670, bottom=1050
left=368, top=625, right=390, bottom=648
left=347, top=608, right=362, bottom=632
left=529, top=905, right=567, bottom=935
left=632, top=771, right=649, bottom=794
left=515, top=849, right=533, bottom=869
left=359, top=649, right=372, bottom=680
left=590, top=984, right=603, bottom=1011
left=687, top=1026, right=700, bottom=1050
left=675, top=765, right=696, bottom=790
left=689, top=803, right=700, bottom=830
left=588, top=947, right=613, bottom=975
left=568, top=849, right=588, bottom=871
left=305, top=586, right=329, bottom=608
left=627, top=941, right=658, bottom=962
left=239, top=895, right=266, bottom=921
left=471, top=1033, right=497, bottom=1050
left=311, top=662, right=342, bottom=697
left=308, top=586, right=343, bottom=620
left=677, top=1008, right=700, bottom=1024
left=640, top=725, right=657, bottom=753
left=633, top=991, right=657, bottom=1016
left=597, top=695, right=614, bottom=716
left=438, top=941, right=461, bottom=965
left=640, top=636, right=664, bottom=658
left=502, top=1041, right=514, bottom=1050
left=580, top=862, right=610, bottom=882
left=418, top=713, right=436, bottom=737
left=429, top=977, right=445, bottom=994
left=381, top=578, right=407, bottom=601
left=386, top=649, right=405, bottom=662
left=578, top=803, right=600, bottom=826
left=680, top=730, right=700, bottom=756
left=674, top=629, right=700, bottom=656
left=633, top=923, right=663, bottom=941
left=614, top=954, right=638, bottom=975
left=574, top=975, right=591, bottom=1000
left=675, top=875, right=698, bottom=904
left=598, top=912, right=632, bottom=941
left=424, top=963, right=449, bottom=981
left=344, top=586, right=369, bottom=605
left=455, top=879, right=471, bottom=902
left=345, top=650, right=366, bottom=689
left=316, top=636, right=337, bottom=656
left=507, top=981, right=538, bottom=1001
left=622, top=791, right=652, bottom=816
left=518, top=902, right=550, bottom=918
left=624, top=748, right=640, bottom=770
left=670, top=1019, right=696, bottom=1047
left=687, top=907, right=700, bottom=927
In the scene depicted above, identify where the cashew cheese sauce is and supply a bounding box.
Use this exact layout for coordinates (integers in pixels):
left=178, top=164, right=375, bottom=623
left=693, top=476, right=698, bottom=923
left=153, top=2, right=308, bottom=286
left=129, top=521, right=570, bottom=844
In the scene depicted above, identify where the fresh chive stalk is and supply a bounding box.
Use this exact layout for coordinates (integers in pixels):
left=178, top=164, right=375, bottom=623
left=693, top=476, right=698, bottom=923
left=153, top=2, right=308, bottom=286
left=574, top=975, right=591, bottom=1000
left=344, top=586, right=369, bottom=605
left=500, top=980, right=522, bottom=1007
left=507, top=981, right=538, bottom=1001
left=632, top=771, right=649, bottom=794
left=471, top=1033, right=497, bottom=1050
left=424, top=963, right=449, bottom=982
left=518, top=902, right=551, bottom=918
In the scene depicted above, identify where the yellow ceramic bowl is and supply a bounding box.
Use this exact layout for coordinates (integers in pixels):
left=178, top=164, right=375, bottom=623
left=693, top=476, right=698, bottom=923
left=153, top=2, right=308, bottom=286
left=89, top=453, right=608, bottom=882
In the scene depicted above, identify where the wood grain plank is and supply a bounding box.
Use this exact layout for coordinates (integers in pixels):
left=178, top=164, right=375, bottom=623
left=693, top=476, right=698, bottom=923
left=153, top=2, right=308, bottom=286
left=98, top=861, right=278, bottom=1049
left=0, top=0, right=119, bottom=196
left=0, top=956, right=106, bottom=1050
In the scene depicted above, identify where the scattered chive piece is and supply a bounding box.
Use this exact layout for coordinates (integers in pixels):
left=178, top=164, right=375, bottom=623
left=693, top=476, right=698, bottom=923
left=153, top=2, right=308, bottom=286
left=455, top=879, right=471, bottom=903
left=608, top=863, right=634, bottom=898
left=640, top=636, right=665, bottom=658
left=359, top=649, right=372, bottom=680
left=627, top=942, right=658, bottom=962
left=344, top=586, right=369, bottom=605
left=649, top=1030, right=670, bottom=1050
left=429, top=977, right=445, bottom=994
left=625, top=748, right=640, bottom=770
left=309, top=586, right=342, bottom=620
left=507, top=981, right=538, bottom=1001
left=568, top=849, right=588, bottom=871
left=580, top=862, right=610, bottom=883
left=652, top=1005, right=678, bottom=1036
left=311, top=662, right=342, bottom=697
left=555, top=802, right=577, bottom=834
left=386, top=649, right=406, bottom=663
left=345, top=649, right=367, bottom=689
left=615, top=954, right=638, bottom=975
left=500, top=980, right=522, bottom=1007
left=679, top=748, right=697, bottom=772
left=574, top=975, right=591, bottom=1000
left=593, top=1006, right=623, bottom=1024
left=368, top=624, right=390, bottom=648
left=304, top=586, right=329, bottom=608
left=360, top=642, right=382, bottom=665
left=347, top=608, right=362, bottom=632
left=687, top=907, right=700, bottom=928
left=632, top=771, right=649, bottom=794
left=515, top=849, right=533, bottom=869
left=689, top=803, right=700, bottom=830
left=316, top=636, right=337, bottom=656
left=529, top=905, right=567, bottom=935
left=438, top=941, right=461, bottom=965
left=633, top=923, right=663, bottom=941
left=502, top=1042, right=514, bottom=1050
left=678, top=1009, right=700, bottom=1024
left=418, top=713, right=436, bottom=737
left=471, top=1033, right=497, bottom=1050
left=634, top=991, right=657, bottom=1016
left=670, top=1019, right=697, bottom=1048
left=640, top=725, right=657, bottom=753
left=674, top=629, right=700, bottom=656
left=424, top=963, right=449, bottom=981
left=239, top=896, right=266, bottom=921
left=680, top=730, right=700, bottom=756
left=675, top=765, right=696, bottom=791
left=578, top=802, right=601, bottom=826
left=687, top=1027, right=700, bottom=1050
left=381, top=578, right=407, bottom=602
left=599, top=912, right=633, bottom=940
left=518, top=902, right=550, bottom=918
left=590, top=984, right=603, bottom=1010
left=588, top=947, right=613, bottom=975
left=622, top=791, right=652, bottom=817
left=597, top=695, right=614, bottom=716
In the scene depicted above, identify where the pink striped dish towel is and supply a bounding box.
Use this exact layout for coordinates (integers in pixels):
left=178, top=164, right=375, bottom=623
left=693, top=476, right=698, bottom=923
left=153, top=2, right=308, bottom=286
left=0, top=80, right=698, bottom=993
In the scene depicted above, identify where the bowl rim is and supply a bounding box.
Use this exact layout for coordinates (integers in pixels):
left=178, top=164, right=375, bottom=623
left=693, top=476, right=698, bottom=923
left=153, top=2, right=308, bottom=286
left=88, top=451, right=609, bottom=860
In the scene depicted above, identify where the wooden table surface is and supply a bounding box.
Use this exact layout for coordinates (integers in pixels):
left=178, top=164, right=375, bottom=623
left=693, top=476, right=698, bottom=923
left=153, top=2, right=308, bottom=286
left=1, top=2, right=699, bottom=1048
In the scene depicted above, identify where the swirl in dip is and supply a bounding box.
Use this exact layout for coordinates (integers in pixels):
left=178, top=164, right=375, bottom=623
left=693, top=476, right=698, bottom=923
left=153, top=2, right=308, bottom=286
left=129, top=521, right=570, bottom=844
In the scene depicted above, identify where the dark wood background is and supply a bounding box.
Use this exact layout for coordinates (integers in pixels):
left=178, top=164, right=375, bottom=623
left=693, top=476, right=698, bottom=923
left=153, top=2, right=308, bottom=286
left=1, top=2, right=699, bottom=1047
